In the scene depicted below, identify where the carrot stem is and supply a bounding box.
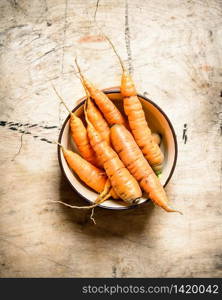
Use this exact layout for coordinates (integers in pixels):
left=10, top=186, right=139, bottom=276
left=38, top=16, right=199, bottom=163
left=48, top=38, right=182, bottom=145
left=102, top=31, right=125, bottom=73
left=74, top=58, right=94, bottom=126
left=93, top=12, right=125, bottom=72
left=74, top=57, right=91, bottom=103
left=51, top=141, right=64, bottom=149
left=74, top=57, right=85, bottom=83
left=51, top=83, right=72, bottom=114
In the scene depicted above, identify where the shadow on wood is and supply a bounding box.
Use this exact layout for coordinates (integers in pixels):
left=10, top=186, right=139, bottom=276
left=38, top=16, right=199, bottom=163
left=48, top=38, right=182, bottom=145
left=58, top=175, right=154, bottom=238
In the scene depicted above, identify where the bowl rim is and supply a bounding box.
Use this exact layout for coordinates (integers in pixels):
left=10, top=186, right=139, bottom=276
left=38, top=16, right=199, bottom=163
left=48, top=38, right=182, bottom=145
left=57, top=88, right=178, bottom=210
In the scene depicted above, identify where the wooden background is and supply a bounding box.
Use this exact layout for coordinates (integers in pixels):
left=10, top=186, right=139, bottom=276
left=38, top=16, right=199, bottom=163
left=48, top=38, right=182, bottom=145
left=0, top=0, right=222, bottom=277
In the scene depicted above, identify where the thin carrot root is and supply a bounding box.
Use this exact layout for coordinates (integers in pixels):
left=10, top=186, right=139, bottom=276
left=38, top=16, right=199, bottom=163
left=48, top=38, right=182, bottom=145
left=74, top=57, right=86, bottom=88
left=99, top=179, right=111, bottom=198
left=93, top=20, right=125, bottom=73
left=50, top=189, right=112, bottom=210
left=50, top=200, right=99, bottom=210
left=90, top=191, right=114, bottom=224
left=51, top=83, right=72, bottom=114
left=90, top=208, right=96, bottom=224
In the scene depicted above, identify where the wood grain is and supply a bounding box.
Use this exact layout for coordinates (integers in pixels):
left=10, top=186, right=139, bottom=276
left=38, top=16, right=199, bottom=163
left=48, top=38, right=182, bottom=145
left=0, top=0, right=222, bottom=277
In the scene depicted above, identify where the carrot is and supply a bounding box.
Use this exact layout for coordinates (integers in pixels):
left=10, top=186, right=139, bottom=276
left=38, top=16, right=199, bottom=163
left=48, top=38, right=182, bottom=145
left=123, top=94, right=164, bottom=172
left=120, top=72, right=164, bottom=172
left=61, top=144, right=118, bottom=197
left=74, top=65, right=131, bottom=202
left=74, top=58, right=128, bottom=127
left=75, top=60, right=141, bottom=203
left=52, top=84, right=102, bottom=168
left=85, top=95, right=110, bottom=146
left=121, top=72, right=164, bottom=172
left=62, top=146, right=107, bottom=194
left=73, top=61, right=110, bottom=145
left=152, top=132, right=161, bottom=145
left=121, top=73, right=164, bottom=172
left=110, top=124, right=182, bottom=214
left=100, top=35, right=164, bottom=172
left=62, top=145, right=118, bottom=199
left=51, top=144, right=119, bottom=223
left=84, top=107, right=142, bottom=203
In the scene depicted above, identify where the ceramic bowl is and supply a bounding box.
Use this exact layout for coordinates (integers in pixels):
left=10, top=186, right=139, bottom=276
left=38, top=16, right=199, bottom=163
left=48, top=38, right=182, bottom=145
left=58, top=89, right=177, bottom=210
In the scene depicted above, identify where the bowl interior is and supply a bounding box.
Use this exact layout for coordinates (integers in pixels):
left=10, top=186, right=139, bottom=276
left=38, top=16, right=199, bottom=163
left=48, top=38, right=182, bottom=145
left=58, top=90, right=177, bottom=210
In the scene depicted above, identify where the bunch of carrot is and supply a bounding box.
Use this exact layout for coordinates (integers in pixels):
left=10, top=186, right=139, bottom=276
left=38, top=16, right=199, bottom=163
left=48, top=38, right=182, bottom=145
left=52, top=53, right=181, bottom=218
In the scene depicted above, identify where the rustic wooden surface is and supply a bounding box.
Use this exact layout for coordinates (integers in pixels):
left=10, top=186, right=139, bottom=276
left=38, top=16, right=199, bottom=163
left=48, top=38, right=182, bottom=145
left=0, top=0, right=222, bottom=278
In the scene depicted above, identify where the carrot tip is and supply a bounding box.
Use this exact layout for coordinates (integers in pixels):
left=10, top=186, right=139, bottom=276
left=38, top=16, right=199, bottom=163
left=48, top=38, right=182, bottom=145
left=168, top=208, right=183, bottom=215
left=177, top=210, right=183, bottom=215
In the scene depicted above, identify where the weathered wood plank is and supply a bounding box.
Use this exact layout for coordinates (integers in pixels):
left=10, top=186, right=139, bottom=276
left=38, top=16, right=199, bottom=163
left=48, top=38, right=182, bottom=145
left=0, top=0, right=221, bottom=277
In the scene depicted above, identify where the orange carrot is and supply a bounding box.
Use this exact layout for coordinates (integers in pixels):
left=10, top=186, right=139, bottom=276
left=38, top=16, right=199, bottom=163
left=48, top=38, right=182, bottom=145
left=74, top=63, right=110, bottom=145
left=69, top=114, right=103, bottom=168
left=110, top=124, right=181, bottom=213
left=84, top=111, right=142, bottom=203
left=61, top=146, right=118, bottom=199
left=52, top=84, right=102, bottom=168
left=121, top=71, right=137, bottom=97
left=75, top=72, right=134, bottom=202
left=121, top=72, right=164, bottom=172
left=86, top=96, right=110, bottom=146
left=123, top=93, right=164, bottom=172
left=101, top=35, right=164, bottom=172
left=152, top=132, right=161, bottom=145
left=52, top=145, right=118, bottom=224
left=62, top=147, right=106, bottom=193
left=74, top=58, right=128, bottom=127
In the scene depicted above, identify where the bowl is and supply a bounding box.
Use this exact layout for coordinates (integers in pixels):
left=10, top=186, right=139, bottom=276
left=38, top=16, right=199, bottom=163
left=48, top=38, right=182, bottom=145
left=58, top=88, right=177, bottom=210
